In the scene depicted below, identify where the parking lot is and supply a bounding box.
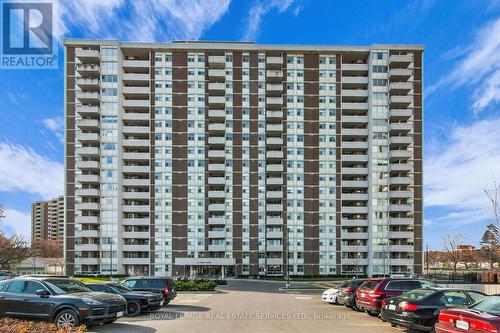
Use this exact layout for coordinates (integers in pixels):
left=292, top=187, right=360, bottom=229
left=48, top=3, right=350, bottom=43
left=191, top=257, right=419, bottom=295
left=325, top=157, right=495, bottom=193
left=92, top=280, right=395, bottom=333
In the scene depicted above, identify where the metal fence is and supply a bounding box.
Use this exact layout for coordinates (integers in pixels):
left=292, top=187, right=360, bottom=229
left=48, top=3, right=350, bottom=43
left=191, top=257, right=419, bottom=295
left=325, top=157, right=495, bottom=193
left=423, top=271, right=500, bottom=284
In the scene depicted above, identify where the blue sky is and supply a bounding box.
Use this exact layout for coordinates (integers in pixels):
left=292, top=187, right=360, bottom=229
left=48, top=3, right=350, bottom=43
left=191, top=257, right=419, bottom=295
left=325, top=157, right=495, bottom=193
left=0, top=0, right=499, bottom=249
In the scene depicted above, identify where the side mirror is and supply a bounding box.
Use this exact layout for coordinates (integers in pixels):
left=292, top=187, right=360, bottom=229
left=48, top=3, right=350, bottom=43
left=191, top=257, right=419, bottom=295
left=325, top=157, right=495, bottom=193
left=35, top=289, right=50, bottom=297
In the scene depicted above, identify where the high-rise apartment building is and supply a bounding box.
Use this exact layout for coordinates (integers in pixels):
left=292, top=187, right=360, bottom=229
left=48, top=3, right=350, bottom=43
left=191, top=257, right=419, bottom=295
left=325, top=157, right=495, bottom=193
left=32, top=195, right=65, bottom=248
left=64, top=40, right=423, bottom=277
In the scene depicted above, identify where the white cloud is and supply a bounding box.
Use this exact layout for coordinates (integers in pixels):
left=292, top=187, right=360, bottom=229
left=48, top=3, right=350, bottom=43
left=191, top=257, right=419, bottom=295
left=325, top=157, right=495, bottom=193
left=242, top=0, right=297, bottom=41
left=427, top=18, right=500, bottom=113
left=2, top=209, right=31, bottom=242
left=43, top=116, right=64, bottom=143
left=425, top=118, right=500, bottom=225
left=58, top=0, right=231, bottom=42
left=0, top=143, right=64, bottom=199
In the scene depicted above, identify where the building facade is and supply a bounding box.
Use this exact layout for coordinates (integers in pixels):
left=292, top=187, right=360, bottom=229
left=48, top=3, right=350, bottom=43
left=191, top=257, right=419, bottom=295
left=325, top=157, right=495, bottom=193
left=32, top=195, right=65, bottom=248
left=64, top=40, right=423, bottom=277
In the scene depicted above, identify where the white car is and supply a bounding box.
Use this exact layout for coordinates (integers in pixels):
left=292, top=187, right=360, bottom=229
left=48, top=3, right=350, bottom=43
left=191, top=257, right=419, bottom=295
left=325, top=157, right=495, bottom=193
left=321, top=281, right=349, bottom=304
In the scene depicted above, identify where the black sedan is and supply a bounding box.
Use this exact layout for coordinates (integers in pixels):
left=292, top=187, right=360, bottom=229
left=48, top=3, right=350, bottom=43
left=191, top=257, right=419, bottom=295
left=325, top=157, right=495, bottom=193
left=87, top=282, right=164, bottom=316
left=380, top=288, right=486, bottom=332
left=0, top=276, right=126, bottom=327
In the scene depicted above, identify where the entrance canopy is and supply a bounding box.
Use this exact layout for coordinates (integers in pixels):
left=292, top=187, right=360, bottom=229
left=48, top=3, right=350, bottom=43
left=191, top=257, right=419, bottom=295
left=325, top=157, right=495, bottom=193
left=175, top=258, right=236, bottom=266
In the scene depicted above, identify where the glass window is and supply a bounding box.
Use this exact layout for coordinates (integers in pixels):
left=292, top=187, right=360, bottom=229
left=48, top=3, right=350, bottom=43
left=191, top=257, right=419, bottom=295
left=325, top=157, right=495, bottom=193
left=6, top=280, right=24, bottom=293
left=440, top=291, right=470, bottom=306
left=23, top=281, right=47, bottom=294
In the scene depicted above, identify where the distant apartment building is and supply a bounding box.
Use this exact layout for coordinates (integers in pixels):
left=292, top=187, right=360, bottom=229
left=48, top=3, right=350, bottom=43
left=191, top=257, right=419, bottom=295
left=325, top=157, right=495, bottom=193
left=32, top=195, right=64, bottom=248
left=64, top=40, right=423, bottom=277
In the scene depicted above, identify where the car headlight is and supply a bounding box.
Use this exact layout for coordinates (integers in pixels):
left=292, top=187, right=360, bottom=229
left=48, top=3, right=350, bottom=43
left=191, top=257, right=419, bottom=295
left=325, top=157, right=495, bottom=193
left=82, top=298, right=103, bottom=306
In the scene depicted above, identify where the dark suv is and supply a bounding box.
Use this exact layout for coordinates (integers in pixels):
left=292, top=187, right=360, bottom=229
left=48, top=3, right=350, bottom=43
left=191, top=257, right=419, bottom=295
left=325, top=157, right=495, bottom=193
left=337, top=279, right=367, bottom=311
left=122, top=277, right=177, bottom=305
left=356, top=278, right=439, bottom=316
left=0, top=276, right=126, bottom=327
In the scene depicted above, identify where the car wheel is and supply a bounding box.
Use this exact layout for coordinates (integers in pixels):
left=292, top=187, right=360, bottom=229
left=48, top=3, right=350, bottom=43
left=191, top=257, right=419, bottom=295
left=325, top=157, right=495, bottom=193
left=126, top=301, right=141, bottom=317
left=366, top=310, right=379, bottom=317
left=163, top=300, right=170, bottom=305
left=334, top=296, right=339, bottom=305
left=54, top=309, right=80, bottom=328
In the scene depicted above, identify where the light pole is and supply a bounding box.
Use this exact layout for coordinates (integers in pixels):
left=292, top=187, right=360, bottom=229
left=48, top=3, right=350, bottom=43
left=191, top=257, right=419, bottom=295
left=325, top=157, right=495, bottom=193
left=425, top=244, right=430, bottom=277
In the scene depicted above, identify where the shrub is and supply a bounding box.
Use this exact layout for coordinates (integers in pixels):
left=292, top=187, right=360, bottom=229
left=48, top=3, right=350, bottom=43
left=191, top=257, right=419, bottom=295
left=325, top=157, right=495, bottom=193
left=0, top=318, right=87, bottom=333
left=175, top=279, right=217, bottom=291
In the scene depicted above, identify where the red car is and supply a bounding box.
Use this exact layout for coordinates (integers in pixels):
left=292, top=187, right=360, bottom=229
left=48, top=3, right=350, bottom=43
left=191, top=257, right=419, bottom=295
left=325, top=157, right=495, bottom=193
left=356, top=278, right=439, bottom=316
left=435, top=295, right=500, bottom=333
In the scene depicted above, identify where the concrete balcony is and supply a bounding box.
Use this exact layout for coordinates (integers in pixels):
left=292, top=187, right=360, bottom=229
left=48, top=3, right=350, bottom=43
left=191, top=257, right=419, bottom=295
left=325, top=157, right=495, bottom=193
left=76, top=105, right=99, bottom=116
left=266, top=191, right=283, bottom=199
left=208, top=217, right=225, bottom=225
left=123, top=86, right=150, bottom=95
left=341, top=89, right=368, bottom=97
left=390, top=95, right=413, bottom=104
left=266, top=84, right=283, bottom=92
left=266, top=164, right=283, bottom=172
left=76, top=78, right=99, bottom=88
left=390, top=150, right=412, bottom=159
left=266, top=137, right=283, bottom=146
left=76, top=64, right=100, bottom=74
left=341, top=141, right=368, bottom=150
left=390, top=82, right=413, bottom=91
left=208, top=150, right=225, bottom=158
left=341, top=167, right=368, bottom=175
left=389, top=177, right=413, bottom=185
left=122, top=218, right=150, bottom=225
left=208, top=82, right=225, bottom=91
left=388, top=245, right=414, bottom=252
left=75, top=189, right=100, bottom=197
left=76, top=216, right=99, bottom=224
left=123, top=205, right=150, bottom=213
left=390, top=109, right=413, bottom=119
left=267, top=70, right=283, bottom=79
left=122, top=126, right=150, bottom=134
left=122, top=178, right=150, bottom=186
left=266, top=204, right=282, bottom=212
left=123, top=152, right=150, bottom=160
left=123, top=114, right=150, bottom=123
left=342, top=193, right=368, bottom=201
left=390, top=68, right=413, bottom=78
left=342, top=154, right=368, bottom=162
left=342, top=63, right=369, bottom=71
left=342, top=180, right=368, bottom=188
left=266, top=217, right=283, bottom=225
left=389, top=204, right=413, bottom=212
left=266, top=231, right=283, bottom=239
left=75, top=202, right=100, bottom=211
left=122, top=258, right=149, bottom=265
left=266, top=150, right=283, bottom=159
left=266, top=244, right=283, bottom=252
left=123, top=99, right=149, bottom=108
left=386, top=259, right=414, bottom=266
left=208, top=244, right=226, bottom=252
left=266, top=57, right=283, bottom=64
left=76, top=133, right=100, bottom=143
left=389, top=163, right=412, bottom=172
left=341, top=219, right=369, bottom=227
left=122, top=192, right=150, bottom=199
left=388, top=231, right=414, bottom=239
left=123, top=165, right=149, bottom=174
left=266, top=97, right=283, bottom=105
left=341, top=232, right=369, bottom=240
left=342, top=128, right=368, bottom=136
left=76, top=91, right=99, bottom=102
left=341, top=115, right=368, bottom=124
left=342, top=102, right=368, bottom=110
left=266, top=177, right=283, bottom=185
left=209, top=109, right=226, bottom=118
left=341, top=245, right=368, bottom=252
left=208, top=123, right=226, bottom=132
left=389, top=190, right=412, bottom=199
left=389, top=136, right=412, bottom=145
left=266, top=111, right=283, bottom=119
left=342, top=206, right=369, bottom=214
left=267, top=258, right=283, bottom=265
left=208, top=230, right=225, bottom=238
left=76, top=119, right=100, bottom=129
left=76, top=160, right=100, bottom=169
left=76, top=49, right=100, bottom=60
left=76, top=147, right=99, bottom=157
left=341, top=76, right=369, bottom=85
left=208, top=96, right=226, bottom=105
left=341, top=258, right=369, bottom=266
left=389, top=218, right=414, bottom=225
left=122, top=73, right=149, bottom=82
left=208, top=191, right=226, bottom=198
left=208, top=164, right=225, bottom=172
left=122, top=244, right=149, bottom=252
left=76, top=258, right=101, bottom=265
left=123, top=139, right=150, bottom=147
left=389, top=55, right=413, bottom=64
left=208, top=55, right=225, bottom=64
left=208, top=177, right=225, bottom=185
left=208, top=69, right=225, bottom=78
left=390, top=123, right=412, bottom=132
left=75, top=174, right=100, bottom=183
left=208, top=204, right=226, bottom=211
left=122, top=59, right=150, bottom=68
left=77, top=244, right=100, bottom=251
left=266, top=124, right=283, bottom=132
left=208, top=136, right=225, bottom=145
left=75, top=229, right=99, bottom=238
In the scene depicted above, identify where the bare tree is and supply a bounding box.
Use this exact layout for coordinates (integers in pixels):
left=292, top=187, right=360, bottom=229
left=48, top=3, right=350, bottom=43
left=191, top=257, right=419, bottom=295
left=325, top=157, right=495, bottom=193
left=0, top=235, right=32, bottom=271
left=484, top=179, right=500, bottom=227
left=34, top=239, right=63, bottom=258
left=442, top=233, right=465, bottom=275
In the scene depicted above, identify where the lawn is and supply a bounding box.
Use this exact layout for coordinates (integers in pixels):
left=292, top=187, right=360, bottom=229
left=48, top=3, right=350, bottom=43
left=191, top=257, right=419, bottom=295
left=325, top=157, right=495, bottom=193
left=76, top=277, right=111, bottom=283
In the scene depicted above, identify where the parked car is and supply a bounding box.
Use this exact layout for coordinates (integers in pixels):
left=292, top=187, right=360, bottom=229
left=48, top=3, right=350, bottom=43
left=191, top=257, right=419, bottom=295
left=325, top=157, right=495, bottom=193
left=322, top=281, right=349, bottom=304
left=87, top=282, right=164, bottom=316
left=356, top=278, right=440, bottom=316
left=122, top=276, right=177, bottom=305
left=0, top=276, right=126, bottom=327
left=435, top=294, right=500, bottom=333
left=381, top=288, right=486, bottom=331
left=0, top=271, right=13, bottom=281
left=338, top=279, right=368, bottom=311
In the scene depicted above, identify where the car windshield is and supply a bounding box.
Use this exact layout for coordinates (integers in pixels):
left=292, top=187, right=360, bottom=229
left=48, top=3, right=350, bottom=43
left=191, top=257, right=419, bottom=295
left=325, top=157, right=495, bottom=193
left=472, top=296, right=500, bottom=315
left=109, top=284, right=132, bottom=293
left=400, top=288, right=436, bottom=300
left=45, top=279, right=94, bottom=294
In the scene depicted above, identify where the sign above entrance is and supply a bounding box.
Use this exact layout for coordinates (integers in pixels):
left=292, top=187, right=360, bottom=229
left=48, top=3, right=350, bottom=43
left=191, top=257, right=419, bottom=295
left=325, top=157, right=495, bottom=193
left=175, top=258, right=236, bottom=266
